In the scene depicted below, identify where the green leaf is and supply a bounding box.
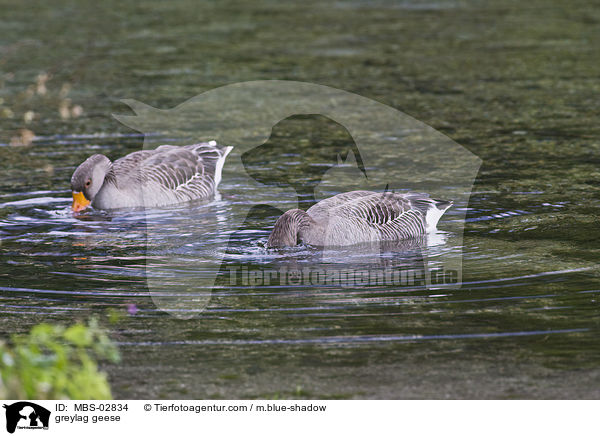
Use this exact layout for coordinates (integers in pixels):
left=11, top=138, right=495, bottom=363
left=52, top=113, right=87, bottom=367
left=63, top=324, right=93, bottom=347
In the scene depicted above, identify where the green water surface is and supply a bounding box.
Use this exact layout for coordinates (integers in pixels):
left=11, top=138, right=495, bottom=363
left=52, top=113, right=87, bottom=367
left=0, top=0, right=599, bottom=399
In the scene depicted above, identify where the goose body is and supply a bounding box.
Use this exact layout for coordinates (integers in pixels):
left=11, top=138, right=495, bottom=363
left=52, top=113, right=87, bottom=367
left=70, top=142, right=233, bottom=211
left=267, top=190, right=452, bottom=248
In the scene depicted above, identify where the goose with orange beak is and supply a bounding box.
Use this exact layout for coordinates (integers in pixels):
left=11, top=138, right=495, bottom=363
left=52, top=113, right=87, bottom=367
left=71, top=154, right=110, bottom=212
left=70, top=142, right=233, bottom=211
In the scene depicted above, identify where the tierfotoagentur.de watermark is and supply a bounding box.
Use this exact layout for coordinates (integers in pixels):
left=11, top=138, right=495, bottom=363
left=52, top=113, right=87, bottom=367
left=225, top=265, right=459, bottom=288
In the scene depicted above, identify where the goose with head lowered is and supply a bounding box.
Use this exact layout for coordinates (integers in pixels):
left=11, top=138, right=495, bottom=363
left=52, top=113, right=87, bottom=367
left=267, top=190, right=452, bottom=248
left=70, top=142, right=232, bottom=211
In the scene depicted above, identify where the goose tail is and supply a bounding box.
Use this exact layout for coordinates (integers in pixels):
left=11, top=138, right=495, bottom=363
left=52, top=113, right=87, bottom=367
left=214, top=145, right=233, bottom=188
left=425, top=199, right=453, bottom=232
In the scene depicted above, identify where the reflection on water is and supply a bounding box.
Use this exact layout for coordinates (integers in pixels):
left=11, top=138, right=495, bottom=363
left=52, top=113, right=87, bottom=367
left=1, top=127, right=598, bottom=399
left=1, top=0, right=600, bottom=399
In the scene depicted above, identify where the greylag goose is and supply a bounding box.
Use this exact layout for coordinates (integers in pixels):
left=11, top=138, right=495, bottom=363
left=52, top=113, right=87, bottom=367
left=267, top=190, right=452, bottom=247
left=70, top=142, right=232, bottom=211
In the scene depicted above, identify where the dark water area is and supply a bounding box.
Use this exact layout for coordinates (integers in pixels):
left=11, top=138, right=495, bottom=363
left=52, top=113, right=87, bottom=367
left=0, top=0, right=599, bottom=398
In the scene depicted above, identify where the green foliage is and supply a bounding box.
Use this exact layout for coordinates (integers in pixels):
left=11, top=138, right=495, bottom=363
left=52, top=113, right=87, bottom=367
left=0, top=319, right=119, bottom=400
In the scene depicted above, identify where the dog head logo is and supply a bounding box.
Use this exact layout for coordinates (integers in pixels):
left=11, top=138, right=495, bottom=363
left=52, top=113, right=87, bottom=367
left=3, top=402, right=50, bottom=433
left=113, top=80, right=481, bottom=317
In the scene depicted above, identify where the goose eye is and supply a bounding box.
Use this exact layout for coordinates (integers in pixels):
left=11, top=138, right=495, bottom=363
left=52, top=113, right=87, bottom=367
left=85, top=179, right=91, bottom=188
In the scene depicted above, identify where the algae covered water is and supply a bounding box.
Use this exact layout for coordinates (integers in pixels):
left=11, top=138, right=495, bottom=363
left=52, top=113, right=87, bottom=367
left=0, top=0, right=599, bottom=398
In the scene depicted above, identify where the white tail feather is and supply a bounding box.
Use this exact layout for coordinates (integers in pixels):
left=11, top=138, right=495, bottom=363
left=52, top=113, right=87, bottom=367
left=214, top=146, right=233, bottom=188
left=425, top=201, right=452, bottom=232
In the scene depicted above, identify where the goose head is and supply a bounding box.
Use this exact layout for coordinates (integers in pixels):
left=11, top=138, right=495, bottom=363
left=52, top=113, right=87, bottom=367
left=70, top=154, right=111, bottom=211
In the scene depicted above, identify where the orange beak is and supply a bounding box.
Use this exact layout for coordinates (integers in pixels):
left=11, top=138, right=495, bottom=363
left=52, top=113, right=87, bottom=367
left=72, top=191, right=90, bottom=212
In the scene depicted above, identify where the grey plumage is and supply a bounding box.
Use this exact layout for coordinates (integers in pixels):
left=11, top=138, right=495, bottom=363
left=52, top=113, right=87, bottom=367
left=267, top=190, right=452, bottom=248
left=70, top=142, right=233, bottom=210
